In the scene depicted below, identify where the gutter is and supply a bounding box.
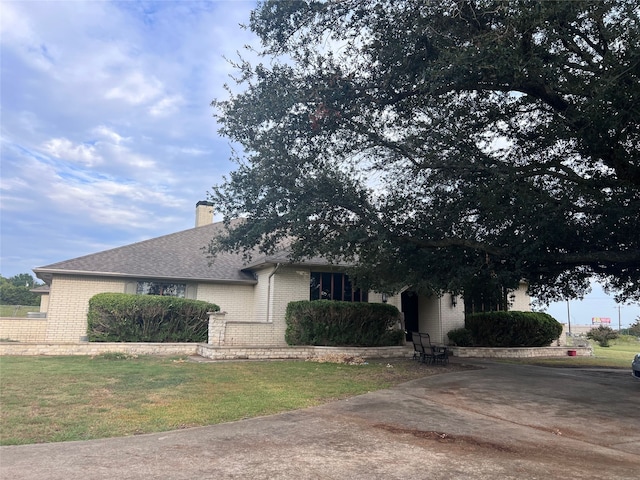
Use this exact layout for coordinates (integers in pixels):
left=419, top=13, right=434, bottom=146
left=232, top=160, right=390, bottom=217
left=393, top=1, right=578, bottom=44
left=265, top=263, right=282, bottom=323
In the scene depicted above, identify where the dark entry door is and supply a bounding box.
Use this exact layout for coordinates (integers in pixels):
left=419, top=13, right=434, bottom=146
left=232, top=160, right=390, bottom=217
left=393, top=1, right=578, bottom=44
left=401, top=291, right=419, bottom=341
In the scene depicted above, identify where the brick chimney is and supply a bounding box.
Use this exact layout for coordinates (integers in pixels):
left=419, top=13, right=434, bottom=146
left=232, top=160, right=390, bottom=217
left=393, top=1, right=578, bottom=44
left=195, top=201, right=214, bottom=227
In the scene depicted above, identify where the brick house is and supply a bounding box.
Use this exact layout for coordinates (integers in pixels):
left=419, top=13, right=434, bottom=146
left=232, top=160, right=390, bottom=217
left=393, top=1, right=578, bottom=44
left=31, top=201, right=530, bottom=346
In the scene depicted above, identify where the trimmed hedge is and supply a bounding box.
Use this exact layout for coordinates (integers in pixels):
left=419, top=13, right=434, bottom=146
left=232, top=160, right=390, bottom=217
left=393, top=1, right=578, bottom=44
left=463, top=311, right=563, bottom=347
left=87, top=293, right=219, bottom=342
left=446, top=327, right=474, bottom=347
left=285, top=300, right=404, bottom=347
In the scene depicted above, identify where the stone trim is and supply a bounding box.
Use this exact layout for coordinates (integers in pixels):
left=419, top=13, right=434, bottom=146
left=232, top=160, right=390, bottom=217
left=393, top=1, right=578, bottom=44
left=0, top=342, right=412, bottom=359
left=449, top=346, right=593, bottom=358
left=0, top=342, right=593, bottom=359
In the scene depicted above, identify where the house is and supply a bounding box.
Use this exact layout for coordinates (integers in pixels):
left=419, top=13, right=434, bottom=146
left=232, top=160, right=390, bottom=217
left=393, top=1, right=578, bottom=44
left=31, top=201, right=531, bottom=346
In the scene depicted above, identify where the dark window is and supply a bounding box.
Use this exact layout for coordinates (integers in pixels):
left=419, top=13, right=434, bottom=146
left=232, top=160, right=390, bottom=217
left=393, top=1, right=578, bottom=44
left=136, top=281, right=186, bottom=298
left=310, top=272, right=367, bottom=302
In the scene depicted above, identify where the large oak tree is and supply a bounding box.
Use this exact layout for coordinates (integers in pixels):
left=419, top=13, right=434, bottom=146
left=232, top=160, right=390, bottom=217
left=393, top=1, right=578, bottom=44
left=210, top=0, right=640, bottom=303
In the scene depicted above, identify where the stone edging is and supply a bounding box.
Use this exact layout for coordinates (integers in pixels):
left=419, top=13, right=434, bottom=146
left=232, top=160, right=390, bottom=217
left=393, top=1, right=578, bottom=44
left=0, top=342, right=592, bottom=359
left=449, top=345, right=593, bottom=358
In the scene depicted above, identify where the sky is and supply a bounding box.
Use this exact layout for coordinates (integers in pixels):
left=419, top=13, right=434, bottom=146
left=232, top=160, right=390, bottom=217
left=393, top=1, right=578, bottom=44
left=1, top=0, right=638, bottom=327
left=1, top=0, right=257, bottom=273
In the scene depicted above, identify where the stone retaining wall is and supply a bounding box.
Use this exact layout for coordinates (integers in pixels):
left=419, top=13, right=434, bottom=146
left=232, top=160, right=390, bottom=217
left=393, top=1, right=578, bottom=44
left=197, top=344, right=412, bottom=360
left=450, top=346, right=593, bottom=358
left=0, top=342, right=593, bottom=359
left=0, top=342, right=412, bottom=359
left=0, top=342, right=200, bottom=357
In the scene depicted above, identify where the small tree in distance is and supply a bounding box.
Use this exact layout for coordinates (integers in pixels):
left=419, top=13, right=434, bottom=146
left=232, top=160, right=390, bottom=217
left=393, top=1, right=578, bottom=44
left=626, top=319, right=640, bottom=337
left=586, top=326, right=619, bottom=347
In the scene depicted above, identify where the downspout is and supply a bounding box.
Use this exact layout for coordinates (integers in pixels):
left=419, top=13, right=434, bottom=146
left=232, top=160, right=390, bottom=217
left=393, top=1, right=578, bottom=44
left=265, top=263, right=281, bottom=323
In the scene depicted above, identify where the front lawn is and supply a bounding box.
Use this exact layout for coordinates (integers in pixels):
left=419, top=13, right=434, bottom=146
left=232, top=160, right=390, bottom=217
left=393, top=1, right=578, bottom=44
left=0, top=355, right=453, bottom=445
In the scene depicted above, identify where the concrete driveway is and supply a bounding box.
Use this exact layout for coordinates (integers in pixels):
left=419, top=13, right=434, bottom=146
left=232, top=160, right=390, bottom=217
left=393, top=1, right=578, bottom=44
left=2, top=360, right=639, bottom=480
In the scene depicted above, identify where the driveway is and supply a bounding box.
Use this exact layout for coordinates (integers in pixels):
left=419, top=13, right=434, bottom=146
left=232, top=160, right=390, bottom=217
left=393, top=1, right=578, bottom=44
left=2, top=360, right=639, bottom=480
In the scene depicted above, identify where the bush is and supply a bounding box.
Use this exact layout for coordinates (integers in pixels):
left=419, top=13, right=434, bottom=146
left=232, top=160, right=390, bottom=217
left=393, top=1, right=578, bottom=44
left=586, top=325, right=619, bottom=347
left=87, top=293, right=219, bottom=342
left=447, top=327, right=474, bottom=347
left=465, top=311, right=563, bottom=347
left=285, top=300, right=404, bottom=347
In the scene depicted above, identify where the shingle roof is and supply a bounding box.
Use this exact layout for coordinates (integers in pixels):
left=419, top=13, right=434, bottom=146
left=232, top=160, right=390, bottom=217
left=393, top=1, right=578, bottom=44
left=34, top=221, right=258, bottom=284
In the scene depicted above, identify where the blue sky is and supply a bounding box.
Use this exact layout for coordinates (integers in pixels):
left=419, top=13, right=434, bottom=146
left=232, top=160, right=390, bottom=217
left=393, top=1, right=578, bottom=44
left=1, top=0, right=638, bottom=327
left=2, top=0, right=256, bottom=272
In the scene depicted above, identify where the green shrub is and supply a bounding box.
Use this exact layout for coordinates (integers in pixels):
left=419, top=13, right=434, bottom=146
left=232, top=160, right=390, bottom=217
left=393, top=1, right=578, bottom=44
left=447, top=327, right=474, bottom=347
left=465, top=311, right=562, bottom=347
left=87, top=293, right=219, bottom=342
left=285, top=300, right=404, bottom=347
left=586, top=325, right=619, bottom=347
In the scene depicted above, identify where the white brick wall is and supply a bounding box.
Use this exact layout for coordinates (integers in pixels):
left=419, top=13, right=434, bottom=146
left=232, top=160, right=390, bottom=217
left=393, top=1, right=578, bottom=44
left=39, top=293, right=50, bottom=313
left=45, top=275, right=125, bottom=342
left=224, top=266, right=311, bottom=346
left=197, top=283, right=255, bottom=322
left=252, top=266, right=271, bottom=322
left=416, top=294, right=465, bottom=345
left=510, top=282, right=532, bottom=311
left=0, top=318, right=47, bottom=342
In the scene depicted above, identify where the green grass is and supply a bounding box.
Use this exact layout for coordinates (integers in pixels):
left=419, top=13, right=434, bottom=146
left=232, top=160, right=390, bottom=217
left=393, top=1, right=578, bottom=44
left=0, top=355, right=443, bottom=445
left=0, top=305, right=39, bottom=317
left=498, top=339, right=639, bottom=369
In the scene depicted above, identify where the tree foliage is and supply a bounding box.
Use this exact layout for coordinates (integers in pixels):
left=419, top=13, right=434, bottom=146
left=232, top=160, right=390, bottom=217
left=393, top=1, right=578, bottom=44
left=586, top=325, right=619, bottom=347
left=0, top=274, right=42, bottom=306
left=626, top=318, right=640, bottom=337
left=210, top=0, right=640, bottom=302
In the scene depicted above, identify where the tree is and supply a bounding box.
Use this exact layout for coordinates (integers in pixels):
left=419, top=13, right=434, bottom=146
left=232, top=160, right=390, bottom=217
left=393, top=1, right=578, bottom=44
left=210, top=0, right=640, bottom=303
left=627, top=318, right=640, bottom=337
left=6, top=273, right=38, bottom=288
left=0, top=274, right=42, bottom=306
left=586, top=325, right=619, bottom=347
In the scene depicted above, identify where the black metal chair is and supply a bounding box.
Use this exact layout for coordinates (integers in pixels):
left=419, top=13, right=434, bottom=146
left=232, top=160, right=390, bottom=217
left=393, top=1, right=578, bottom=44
left=411, top=331, right=426, bottom=363
left=411, top=331, right=448, bottom=365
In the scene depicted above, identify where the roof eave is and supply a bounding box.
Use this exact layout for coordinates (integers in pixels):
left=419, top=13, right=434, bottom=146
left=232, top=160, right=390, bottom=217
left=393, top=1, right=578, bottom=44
left=32, top=268, right=258, bottom=285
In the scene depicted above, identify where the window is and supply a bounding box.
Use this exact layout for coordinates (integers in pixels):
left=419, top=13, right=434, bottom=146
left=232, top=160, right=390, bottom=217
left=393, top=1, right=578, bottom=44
left=136, top=281, right=186, bottom=298
left=310, top=272, right=368, bottom=302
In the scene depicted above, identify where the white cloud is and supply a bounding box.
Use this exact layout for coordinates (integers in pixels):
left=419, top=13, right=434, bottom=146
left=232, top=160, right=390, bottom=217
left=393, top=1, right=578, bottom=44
left=42, top=138, right=102, bottom=166
left=149, top=94, right=184, bottom=117
left=0, top=3, right=55, bottom=72
left=105, top=71, right=164, bottom=105
left=93, top=125, right=129, bottom=144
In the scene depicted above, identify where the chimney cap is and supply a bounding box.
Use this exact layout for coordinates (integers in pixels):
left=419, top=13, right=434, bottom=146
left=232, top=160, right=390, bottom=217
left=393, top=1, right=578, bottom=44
left=196, top=200, right=214, bottom=207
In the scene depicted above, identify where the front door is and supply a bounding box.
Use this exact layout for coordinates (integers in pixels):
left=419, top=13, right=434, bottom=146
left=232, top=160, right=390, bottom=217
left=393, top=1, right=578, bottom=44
left=401, top=291, right=419, bottom=341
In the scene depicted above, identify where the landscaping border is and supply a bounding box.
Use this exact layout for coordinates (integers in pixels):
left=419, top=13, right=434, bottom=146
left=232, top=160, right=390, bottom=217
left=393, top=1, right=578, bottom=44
left=0, top=342, right=592, bottom=359
left=449, top=345, right=593, bottom=358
